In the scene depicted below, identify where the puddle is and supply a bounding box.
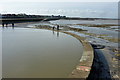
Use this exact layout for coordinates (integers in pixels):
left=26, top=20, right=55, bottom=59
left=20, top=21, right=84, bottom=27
left=2, top=27, right=83, bottom=78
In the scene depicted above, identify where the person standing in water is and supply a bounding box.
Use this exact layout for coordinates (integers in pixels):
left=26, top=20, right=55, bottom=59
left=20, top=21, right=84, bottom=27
left=2, top=23, right=4, bottom=28
left=12, top=23, right=14, bottom=27
left=53, top=26, right=55, bottom=30
left=57, top=25, right=59, bottom=30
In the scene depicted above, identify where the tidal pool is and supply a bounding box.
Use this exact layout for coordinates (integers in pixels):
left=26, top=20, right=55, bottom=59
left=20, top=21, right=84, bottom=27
left=2, top=27, right=83, bottom=78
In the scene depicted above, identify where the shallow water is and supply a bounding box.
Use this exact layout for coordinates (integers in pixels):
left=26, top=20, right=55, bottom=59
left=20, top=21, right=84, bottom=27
left=70, top=25, right=118, bottom=38
left=2, top=27, right=83, bottom=78
left=50, top=20, right=118, bottom=25
left=50, top=20, right=118, bottom=38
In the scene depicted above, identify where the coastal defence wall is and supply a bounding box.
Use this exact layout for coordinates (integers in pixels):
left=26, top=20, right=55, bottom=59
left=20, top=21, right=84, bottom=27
left=63, top=32, right=94, bottom=78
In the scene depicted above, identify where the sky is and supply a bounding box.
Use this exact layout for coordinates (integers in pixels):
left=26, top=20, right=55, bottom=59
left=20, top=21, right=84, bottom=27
left=0, top=0, right=120, bottom=2
left=0, top=0, right=119, bottom=18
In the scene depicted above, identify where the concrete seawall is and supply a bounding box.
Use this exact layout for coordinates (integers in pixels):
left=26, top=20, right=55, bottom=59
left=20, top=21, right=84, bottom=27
left=63, top=32, right=94, bottom=78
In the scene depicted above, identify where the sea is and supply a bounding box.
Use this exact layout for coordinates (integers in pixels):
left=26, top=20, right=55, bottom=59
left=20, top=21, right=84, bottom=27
left=0, top=2, right=119, bottom=19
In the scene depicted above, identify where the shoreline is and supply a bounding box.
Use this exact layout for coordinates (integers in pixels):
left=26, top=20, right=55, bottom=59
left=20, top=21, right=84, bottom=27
left=63, top=17, right=119, bottom=20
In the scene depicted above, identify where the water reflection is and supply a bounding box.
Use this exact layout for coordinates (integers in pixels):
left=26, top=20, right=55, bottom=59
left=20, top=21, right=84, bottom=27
left=52, top=29, right=55, bottom=35
left=2, top=26, right=15, bottom=30
left=12, top=26, right=14, bottom=29
left=2, top=23, right=15, bottom=29
left=57, top=31, right=59, bottom=37
left=52, top=30, right=59, bottom=37
left=2, top=26, right=4, bottom=29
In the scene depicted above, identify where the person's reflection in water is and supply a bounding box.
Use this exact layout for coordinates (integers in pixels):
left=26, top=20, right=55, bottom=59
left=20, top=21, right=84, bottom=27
left=53, top=29, right=55, bottom=35
left=56, top=25, right=60, bottom=37
left=12, top=26, right=14, bottom=29
left=6, top=23, right=8, bottom=27
left=12, top=23, right=14, bottom=29
left=57, top=31, right=59, bottom=37
left=52, top=26, right=55, bottom=35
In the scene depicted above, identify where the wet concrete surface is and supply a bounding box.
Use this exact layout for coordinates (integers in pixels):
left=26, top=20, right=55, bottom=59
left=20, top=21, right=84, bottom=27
left=87, top=44, right=119, bottom=80
left=87, top=49, right=112, bottom=80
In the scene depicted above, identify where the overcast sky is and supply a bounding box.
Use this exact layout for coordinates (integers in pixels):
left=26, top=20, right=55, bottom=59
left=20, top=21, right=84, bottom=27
left=0, top=0, right=118, bottom=18
left=0, top=0, right=120, bottom=2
